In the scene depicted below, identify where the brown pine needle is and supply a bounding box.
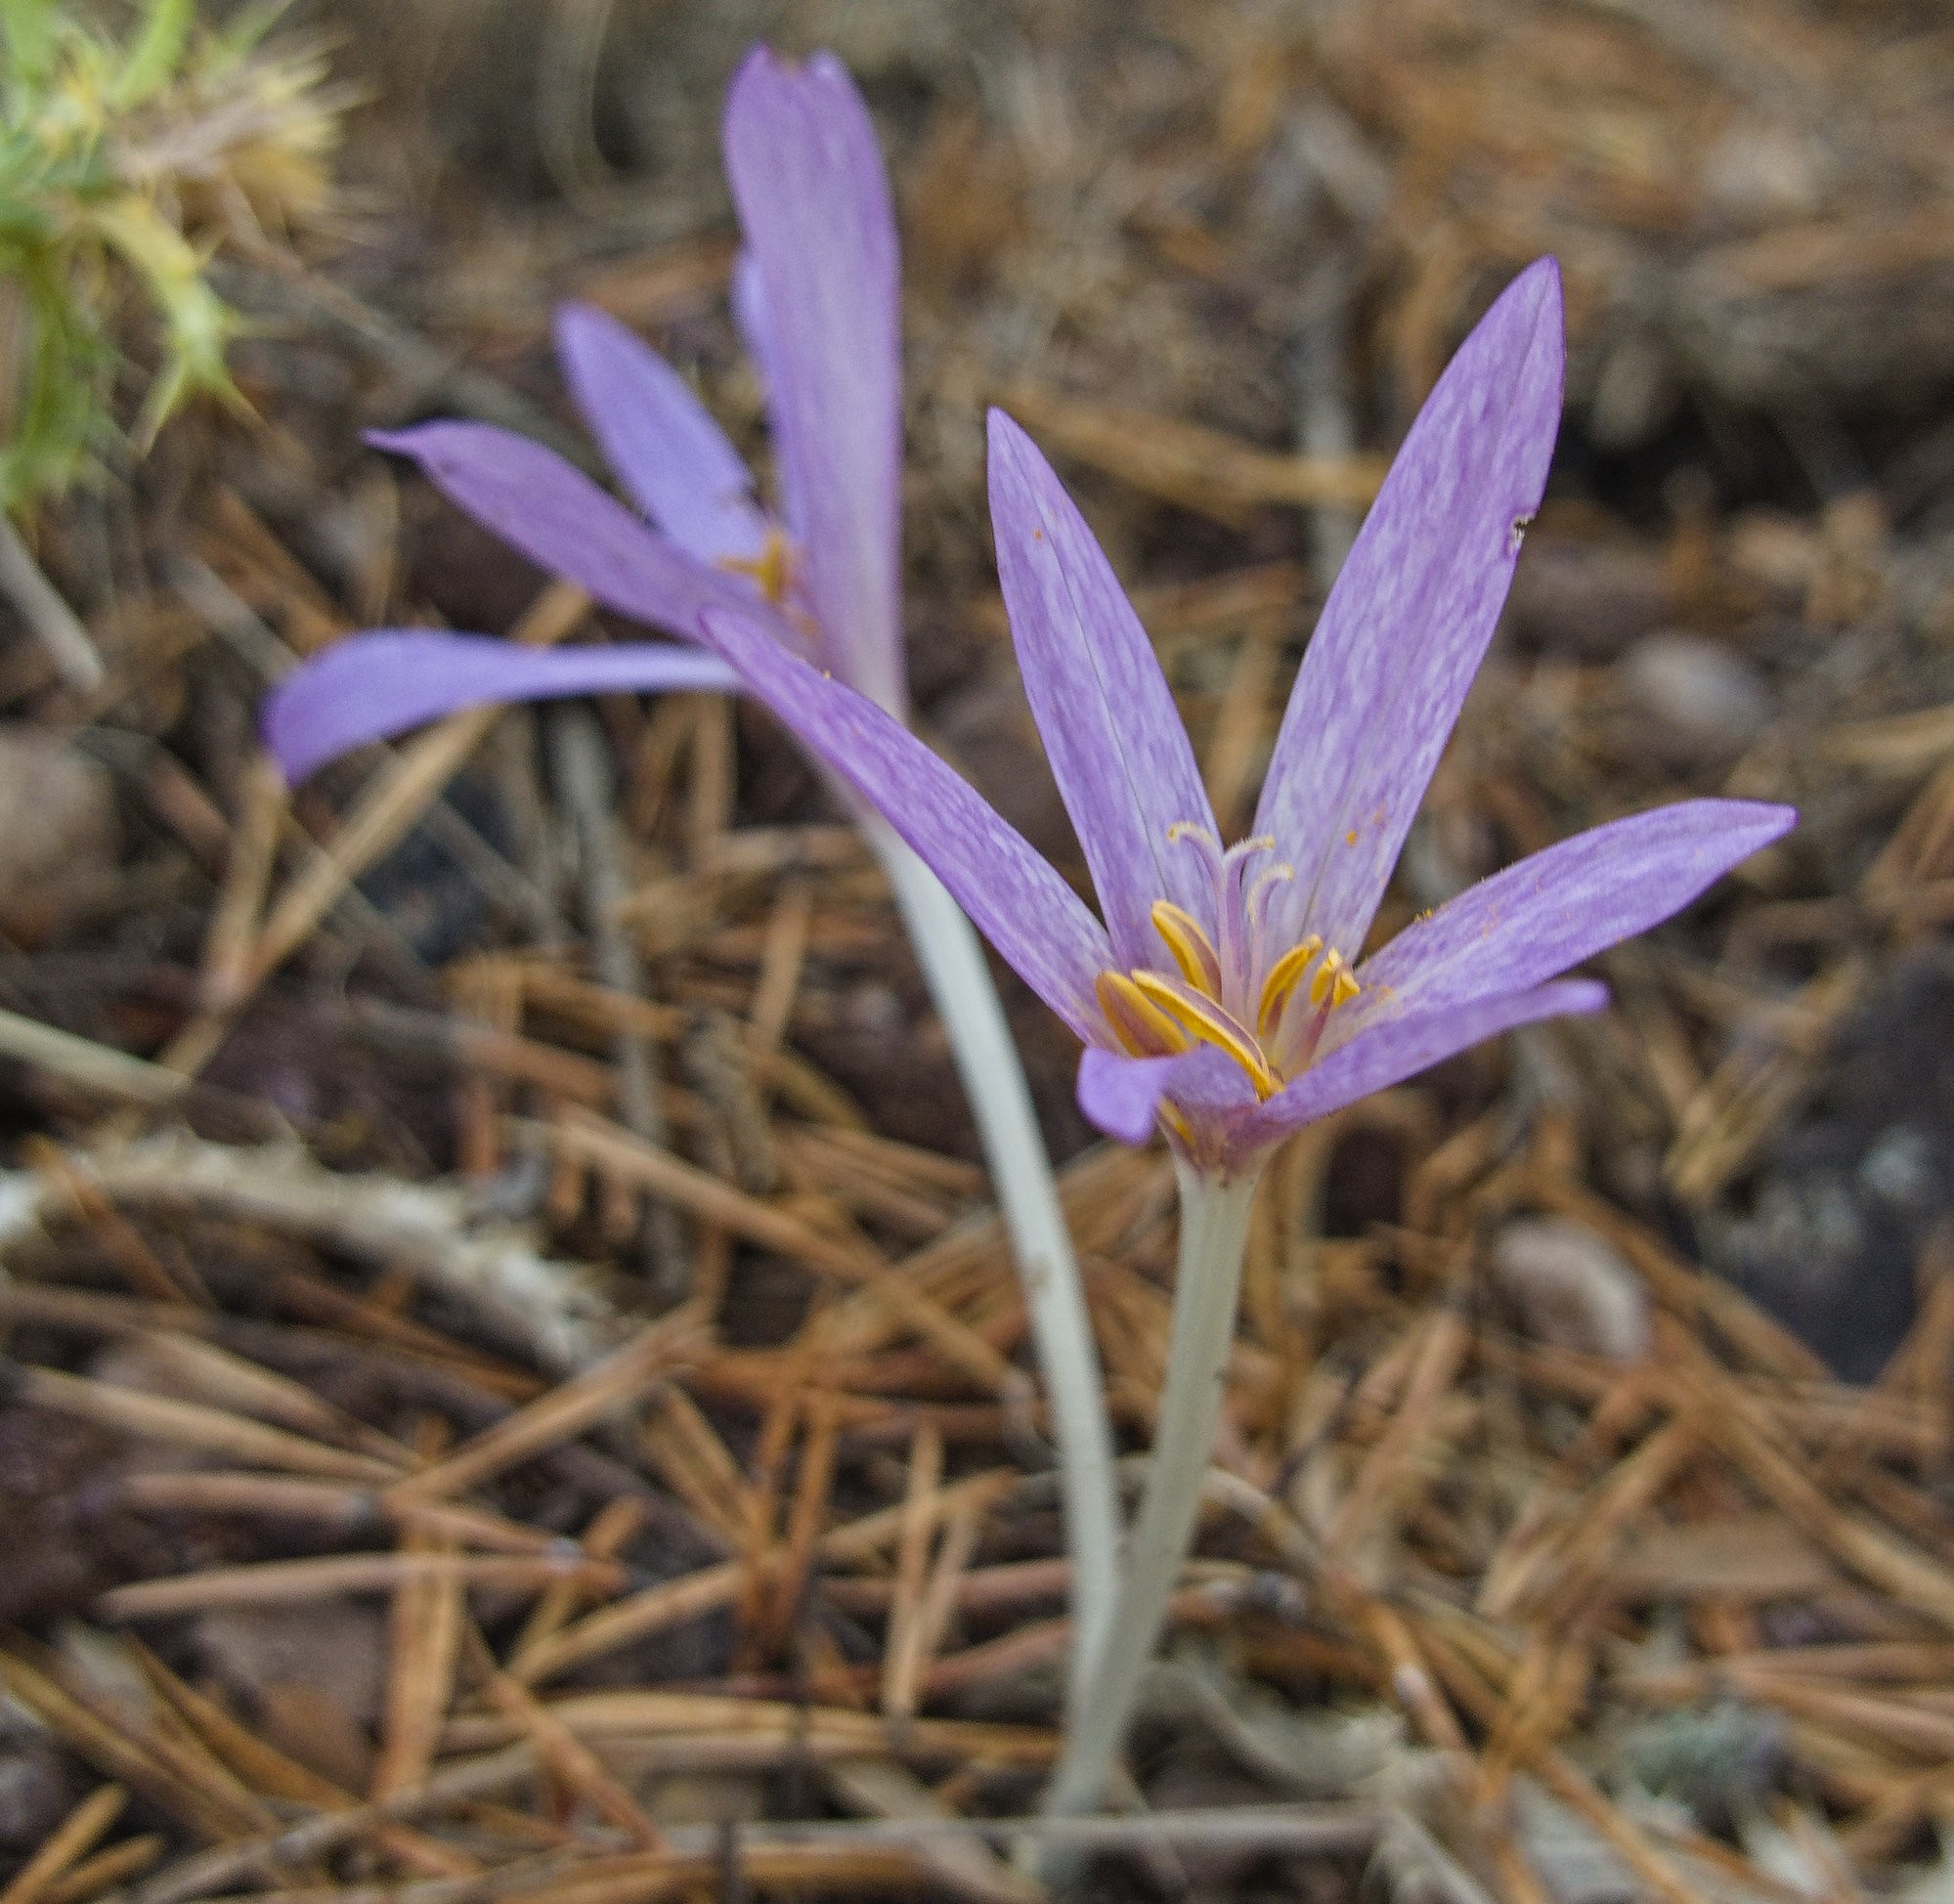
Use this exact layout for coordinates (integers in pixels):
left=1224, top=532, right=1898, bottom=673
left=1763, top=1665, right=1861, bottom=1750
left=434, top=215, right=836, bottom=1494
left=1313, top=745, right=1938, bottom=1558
left=0, top=1785, right=127, bottom=1904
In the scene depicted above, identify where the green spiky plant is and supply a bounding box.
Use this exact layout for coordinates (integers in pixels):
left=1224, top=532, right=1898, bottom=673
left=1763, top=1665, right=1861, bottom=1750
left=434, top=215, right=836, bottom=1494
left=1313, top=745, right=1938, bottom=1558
left=0, top=0, right=343, bottom=512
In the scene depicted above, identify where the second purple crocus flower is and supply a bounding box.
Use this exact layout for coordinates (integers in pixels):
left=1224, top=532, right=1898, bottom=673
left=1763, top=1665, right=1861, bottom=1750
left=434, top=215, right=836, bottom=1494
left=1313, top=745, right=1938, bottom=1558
left=264, top=43, right=905, bottom=775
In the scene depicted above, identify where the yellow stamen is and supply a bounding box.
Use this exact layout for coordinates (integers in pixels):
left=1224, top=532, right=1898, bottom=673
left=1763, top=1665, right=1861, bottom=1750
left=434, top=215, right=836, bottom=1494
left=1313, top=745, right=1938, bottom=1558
left=1307, top=948, right=1361, bottom=1010
left=1129, top=972, right=1280, bottom=1095
left=1256, top=933, right=1323, bottom=1033
left=1096, top=971, right=1191, bottom=1059
left=1150, top=900, right=1222, bottom=996
left=718, top=525, right=795, bottom=604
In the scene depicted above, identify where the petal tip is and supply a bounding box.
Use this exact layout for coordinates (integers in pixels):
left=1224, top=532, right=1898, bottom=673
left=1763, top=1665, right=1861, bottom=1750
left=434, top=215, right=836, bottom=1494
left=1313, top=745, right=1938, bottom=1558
left=985, top=406, right=1026, bottom=452
left=550, top=299, right=610, bottom=358
left=1075, top=1047, right=1167, bottom=1147
left=805, top=49, right=852, bottom=89
left=725, top=41, right=781, bottom=100
left=1513, top=252, right=1563, bottom=307
left=725, top=41, right=861, bottom=132
left=984, top=410, right=1056, bottom=523
left=1469, top=256, right=1566, bottom=425
left=1701, top=796, right=1799, bottom=858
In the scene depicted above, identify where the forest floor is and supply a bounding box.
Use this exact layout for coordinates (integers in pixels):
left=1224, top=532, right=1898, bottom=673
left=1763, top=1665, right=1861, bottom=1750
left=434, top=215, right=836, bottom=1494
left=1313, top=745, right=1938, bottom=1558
left=4, top=1, right=1954, bottom=1898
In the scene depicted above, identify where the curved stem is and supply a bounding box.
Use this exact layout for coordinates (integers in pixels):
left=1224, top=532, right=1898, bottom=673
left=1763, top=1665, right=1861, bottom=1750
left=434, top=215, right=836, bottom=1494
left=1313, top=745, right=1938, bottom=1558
left=867, top=818, right=1122, bottom=1716
left=1040, top=1157, right=1260, bottom=1821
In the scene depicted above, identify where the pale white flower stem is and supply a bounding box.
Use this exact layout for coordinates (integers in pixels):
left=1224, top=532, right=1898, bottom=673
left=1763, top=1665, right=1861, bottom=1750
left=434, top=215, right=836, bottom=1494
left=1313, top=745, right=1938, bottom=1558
left=1040, top=1157, right=1261, bottom=1822
left=867, top=817, right=1122, bottom=1715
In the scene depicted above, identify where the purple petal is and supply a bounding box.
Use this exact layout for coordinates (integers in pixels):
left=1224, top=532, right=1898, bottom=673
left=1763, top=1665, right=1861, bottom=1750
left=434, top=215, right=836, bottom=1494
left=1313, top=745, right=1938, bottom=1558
left=1254, top=258, right=1565, bottom=962
left=370, top=422, right=801, bottom=651
left=1230, top=978, right=1608, bottom=1151
left=700, top=605, right=1110, bottom=1039
left=723, top=47, right=903, bottom=714
left=553, top=303, right=768, bottom=569
left=731, top=252, right=805, bottom=541
left=1077, top=1048, right=1178, bottom=1145
left=988, top=411, right=1220, bottom=968
left=1076, top=1043, right=1257, bottom=1147
left=262, top=631, right=739, bottom=784
left=1348, top=799, right=1796, bottom=1021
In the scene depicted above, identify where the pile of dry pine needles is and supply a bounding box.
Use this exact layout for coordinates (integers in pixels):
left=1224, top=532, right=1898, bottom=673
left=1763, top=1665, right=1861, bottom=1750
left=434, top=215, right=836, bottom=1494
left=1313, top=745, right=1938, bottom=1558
left=2, top=0, right=1954, bottom=1897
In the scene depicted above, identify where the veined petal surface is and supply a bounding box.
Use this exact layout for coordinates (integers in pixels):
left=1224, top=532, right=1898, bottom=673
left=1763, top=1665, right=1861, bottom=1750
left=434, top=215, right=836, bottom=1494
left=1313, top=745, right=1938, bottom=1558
left=1231, top=978, right=1607, bottom=1152
left=988, top=411, right=1220, bottom=965
left=723, top=48, right=903, bottom=714
left=263, top=632, right=739, bottom=785
left=1344, top=799, right=1795, bottom=1034
left=554, top=303, right=768, bottom=568
left=1255, top=258, right=1565, bottom=963
left=730, top=252, right=804, bottom=541
left=370, top=422, right=803, bottom=654
left=1076, top=1048, right=1181, bottom=1147
left=701, top=606, right=1110, bottom=1038
left=1075, top=1044, right=1256, bottom=1148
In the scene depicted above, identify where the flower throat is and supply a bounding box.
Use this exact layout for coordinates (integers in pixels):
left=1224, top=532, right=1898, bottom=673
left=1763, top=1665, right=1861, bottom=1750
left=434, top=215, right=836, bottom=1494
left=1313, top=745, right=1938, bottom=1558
left=1094, top=824, right=1360, bottom=1098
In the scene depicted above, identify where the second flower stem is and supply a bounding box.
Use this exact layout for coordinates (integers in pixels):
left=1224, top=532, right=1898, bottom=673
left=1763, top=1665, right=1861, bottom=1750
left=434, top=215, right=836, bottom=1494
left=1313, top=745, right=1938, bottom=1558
left=1040, top=1156, right=1261, bottom=1821
left=869, top=818, right=1122, bottom=1717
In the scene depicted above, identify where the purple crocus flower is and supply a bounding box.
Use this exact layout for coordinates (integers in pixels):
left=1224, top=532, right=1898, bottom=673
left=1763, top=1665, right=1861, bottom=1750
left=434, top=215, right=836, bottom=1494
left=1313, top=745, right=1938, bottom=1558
left=263, top=43, right=904, bottom=780
left=685, top=259, right=1794, bottom=1179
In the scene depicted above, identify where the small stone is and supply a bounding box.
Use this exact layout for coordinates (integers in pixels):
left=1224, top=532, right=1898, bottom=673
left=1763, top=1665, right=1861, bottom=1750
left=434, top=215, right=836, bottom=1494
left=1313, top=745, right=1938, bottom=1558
left=194, top=1603, right=387, bottom=1782
left=642, top=1769, right=768, bottom=1825
left=0, top=1697, right=81, bottom=1847
left=0, top=726, right=118, bottom=942
left=1489, top=1217, right=1651, bottom=1362
left=1700, top=124, right=1830, bottom=224
left=1505, top=541, right=1669, bottom=659
left=1858, top=1124, right=1941, bottom=1212
left=1727, top=511, right=1824, bottom=602
left=1622, top=630, right=1769, bottom=764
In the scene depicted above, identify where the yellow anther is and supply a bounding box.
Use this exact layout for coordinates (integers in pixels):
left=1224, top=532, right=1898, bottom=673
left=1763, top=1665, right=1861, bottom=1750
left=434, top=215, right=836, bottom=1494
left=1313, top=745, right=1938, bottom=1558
left=718, top=525, right=796, bottom=604
left=1129, top=972, right=1281, bottom=1096
left=1256, top=933, right=1323, bottom=1033
left=1096, top=971, right=1191, bottom=1059
left=1150, top=901, right=1222, bottom=996
left=1307, top=948, right=1360, bottom=1010
left=1166, top=820, right=1220, bottom=848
